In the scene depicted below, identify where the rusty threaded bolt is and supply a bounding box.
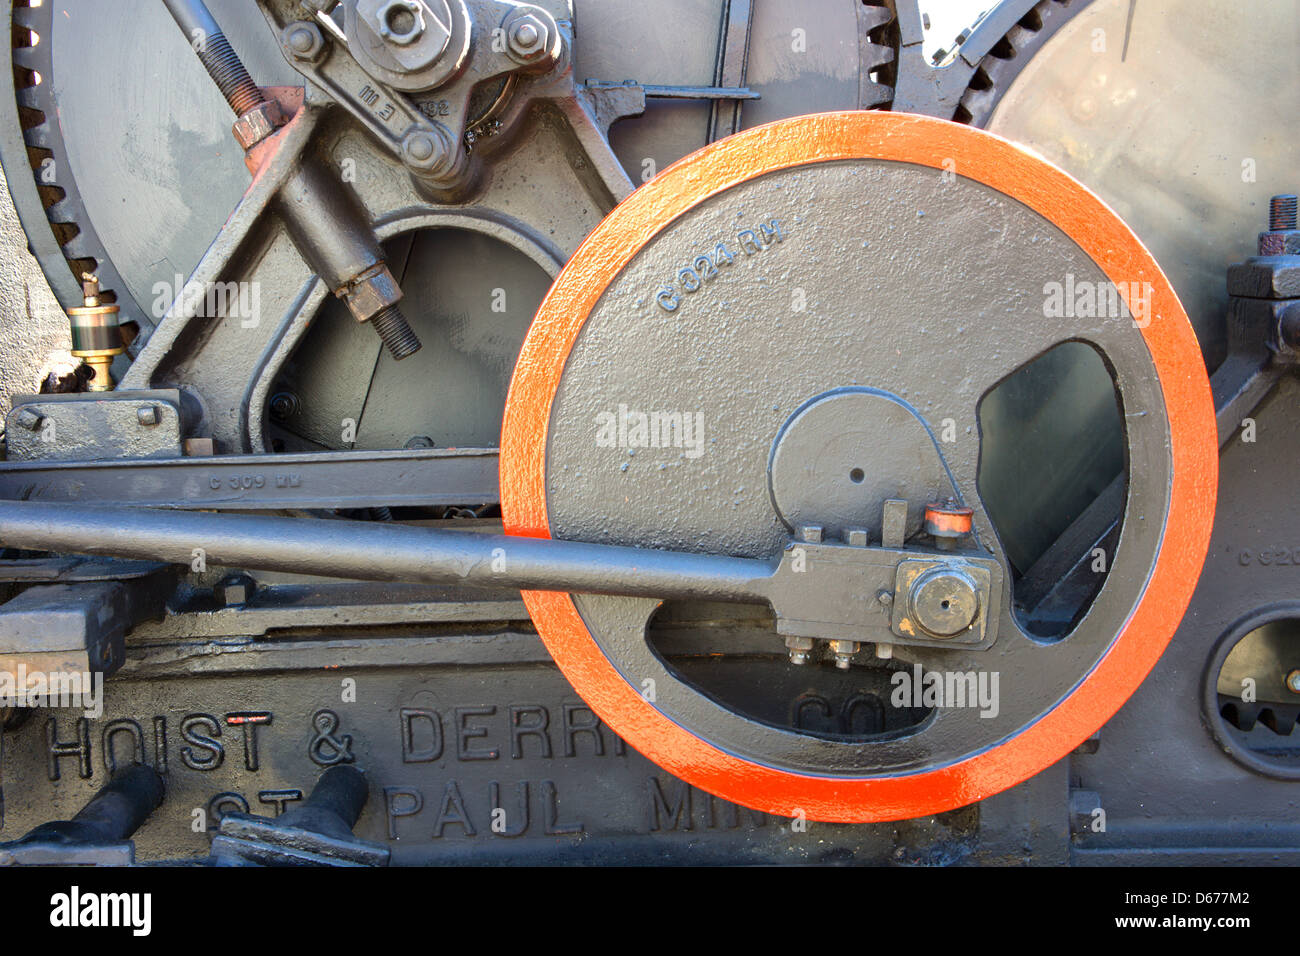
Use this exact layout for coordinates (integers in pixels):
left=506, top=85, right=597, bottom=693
left=1269, top=195, right=1298, bottom=232
left=370, top=304, right=422, bottom=361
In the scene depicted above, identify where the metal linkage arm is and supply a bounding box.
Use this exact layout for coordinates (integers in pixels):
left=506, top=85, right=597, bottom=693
left=0, top=500, right=1004, bottom=652
left=0, top=501, right=774, bottom=605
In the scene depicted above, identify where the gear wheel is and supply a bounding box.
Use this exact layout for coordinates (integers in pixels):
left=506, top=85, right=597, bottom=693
left=952, top=0, right=1093, bottom=126
left=8, top=0, right=145, bottom=339
left=1, top=1, right=912, bottom=352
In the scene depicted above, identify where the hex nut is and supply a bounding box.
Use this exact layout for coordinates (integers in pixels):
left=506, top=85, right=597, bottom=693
left=377, top=0, right=425, bottom=45
left=232, top=100, right=284, bottom=151
left=502, top=9, right=554, bottom=65
left=339, top=264, right=403, bottom=324
left=400, top=126, right=454, bottom=175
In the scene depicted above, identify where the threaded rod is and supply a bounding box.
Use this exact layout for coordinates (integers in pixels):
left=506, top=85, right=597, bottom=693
left=370, top=305, right=423, bottom=360
left=162, top=0, right=266, bottom=116
left=1270, top=194, right=1298, bottom=232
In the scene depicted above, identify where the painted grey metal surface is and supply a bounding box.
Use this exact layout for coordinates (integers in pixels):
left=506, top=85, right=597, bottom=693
left=0, top=446, right=499, bottom=510
left=0, top=631, right=1058, bottom=863
left=0, top=0, right=1290, bottom=866
left=5, top=390, right=186, bottom=462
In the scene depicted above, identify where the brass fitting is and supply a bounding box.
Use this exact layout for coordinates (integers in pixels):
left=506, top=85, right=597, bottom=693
left=66, top=274, right=125, bottom=391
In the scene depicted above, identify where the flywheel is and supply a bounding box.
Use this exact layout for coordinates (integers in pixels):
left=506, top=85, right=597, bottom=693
left=500, top=110, right=1217, bottom=822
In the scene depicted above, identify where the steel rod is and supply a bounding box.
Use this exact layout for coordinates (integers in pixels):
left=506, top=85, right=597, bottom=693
left=0, top=501, right=775, bottom=604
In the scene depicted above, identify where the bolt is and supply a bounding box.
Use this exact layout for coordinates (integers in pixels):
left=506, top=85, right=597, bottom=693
left=401, top=127, right=452, bottom=175
left=136, top=405, right=160, bottom=427
left=829, top=639, right=860, bottom=670
left=785, top=635, right=814, bottom=666
left=1287, top=669, right=1300, bottom=695
left=370, top=304, right=422, bottom=360
left=404, top=130, right=438, bottom=163
left=283, top=21, right=326, bottom=61
left=799, top=525, right=823, bottom=544
left=15, top=408, right=43, bottom=432
left=877, top=589, right=894, bottom=607
left=1270, top=195, right=1298, bottom=232
left=405, top=436, right=436, bottom=449
left=845, top=528, right=869, bottom=547
left=512, top=20, right=540, bottom=49
left=270, top=392, right=300, bottom=421
left=505, top=12, right=550, bottom=62
left=1260, top=194, right=1299, bottom=255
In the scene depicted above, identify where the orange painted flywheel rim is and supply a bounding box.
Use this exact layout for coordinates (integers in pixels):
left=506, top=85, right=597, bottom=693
left=499, top=111, right=1217, bottom=823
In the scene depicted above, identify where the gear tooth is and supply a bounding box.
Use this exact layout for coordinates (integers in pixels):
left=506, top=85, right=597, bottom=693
left=61, top=233, right=96, bottom=259
left=13, top=47, right=38, bottom=70
left=15, top=86, right=41, bottom=110
left=47, top=198, right=77, bottom=223
left=22, top=121, right=54, bottom=149
left=859, top=6, right=893, bottom=31
left=1002, top=24, right=1034, bottom=55
left=862, top=45, right=896, bottom=71
left=860, top=80, right=895, bottom=110
left=13, top=6, right=39, bottom=30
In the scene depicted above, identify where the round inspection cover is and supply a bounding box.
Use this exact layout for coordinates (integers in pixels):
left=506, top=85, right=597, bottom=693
left=500, top=111, right=1216, bottom=822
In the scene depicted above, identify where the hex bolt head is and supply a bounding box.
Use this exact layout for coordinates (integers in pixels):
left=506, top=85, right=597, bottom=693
left=405, top=435, right=436, bottom=449
left=1287, top=669, right=1300, bottom=695
left=136, top=405, right=160, bottom=427
left=15, top=408, right=44, bottom=432
left=799, top=525, right=823, bottom=544
left=845, top=528, right=869, bottom=547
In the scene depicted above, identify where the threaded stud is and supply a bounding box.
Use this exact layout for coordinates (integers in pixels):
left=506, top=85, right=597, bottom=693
left=370, top=305, right=422, bottom=360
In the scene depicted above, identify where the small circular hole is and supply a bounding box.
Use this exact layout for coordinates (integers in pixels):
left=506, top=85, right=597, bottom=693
left=387, top=7, right=417, bottom=34
left=849, top=467, right=865, bottom=483
left=941, top=600, right=951, bottom=610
